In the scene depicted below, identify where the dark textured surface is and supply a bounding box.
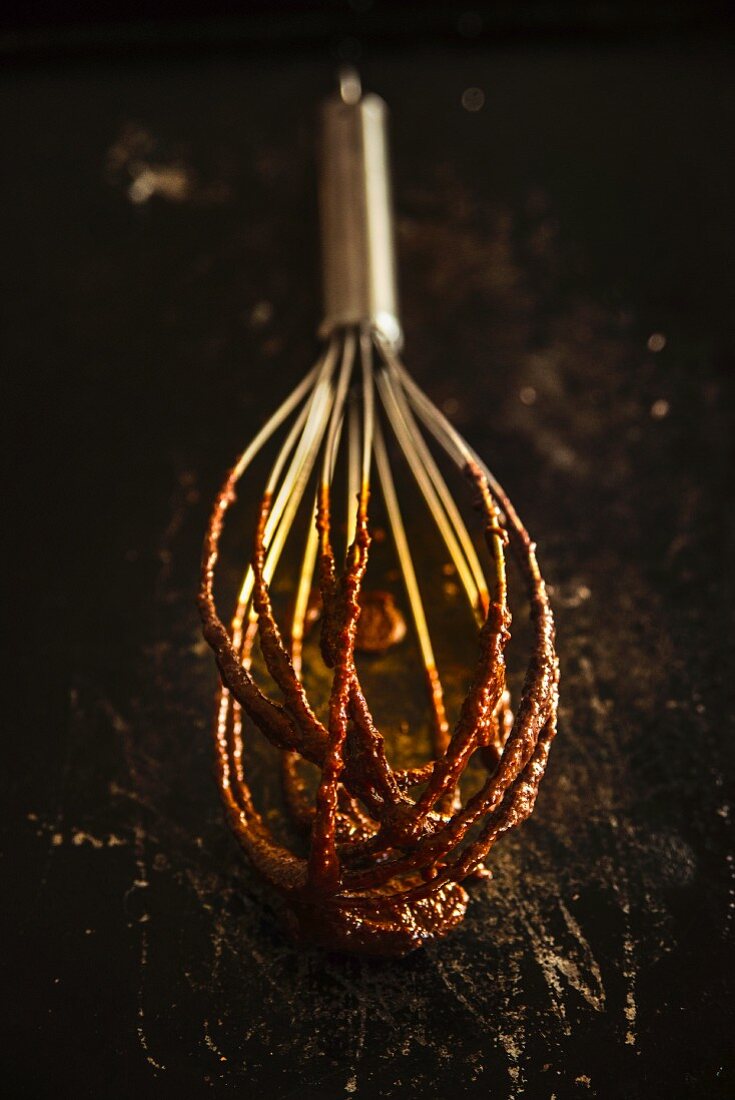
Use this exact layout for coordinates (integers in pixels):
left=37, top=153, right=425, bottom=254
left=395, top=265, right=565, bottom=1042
left=2, top=40, right=734, bottom=1099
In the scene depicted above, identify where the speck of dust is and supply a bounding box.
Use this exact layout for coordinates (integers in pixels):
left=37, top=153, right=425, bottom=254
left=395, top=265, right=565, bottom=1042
left=519, top=385, right=537, bottom=406
left=650, top=398, right=670, bottom=420
left=647, top=332, right=667, bottom=353
left=128, top=165, right=192, bottom=205
left=461, top=87, right=485, bottom=112
left=249, top=300, right=274, bottom=329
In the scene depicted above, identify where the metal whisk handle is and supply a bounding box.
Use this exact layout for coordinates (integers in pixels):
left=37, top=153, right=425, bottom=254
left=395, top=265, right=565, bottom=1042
left=318, top=69, right=403, bottom=350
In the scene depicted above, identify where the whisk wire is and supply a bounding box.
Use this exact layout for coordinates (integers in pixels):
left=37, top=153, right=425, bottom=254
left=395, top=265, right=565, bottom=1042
left=239, top=339, right=338, bottom=618
left=372, top=415, right=450, bottom=753
left=376, top=366, right=485, bottom=624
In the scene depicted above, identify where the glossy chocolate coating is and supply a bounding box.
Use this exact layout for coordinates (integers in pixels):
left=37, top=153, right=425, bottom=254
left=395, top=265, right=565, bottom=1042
left=198, top=453, right=558, bottom=956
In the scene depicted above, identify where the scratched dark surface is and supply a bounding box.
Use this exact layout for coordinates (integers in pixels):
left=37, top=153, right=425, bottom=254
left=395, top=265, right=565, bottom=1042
left=3, top=35, right=735, bottom=1100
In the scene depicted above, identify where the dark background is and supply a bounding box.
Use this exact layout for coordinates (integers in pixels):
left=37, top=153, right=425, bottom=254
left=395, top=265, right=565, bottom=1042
left=2, top=3, right=734, bottom=1098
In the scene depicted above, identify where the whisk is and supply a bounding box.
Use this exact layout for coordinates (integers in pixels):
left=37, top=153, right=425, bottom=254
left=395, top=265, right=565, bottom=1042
left=199, top=71, right=559, bottom=957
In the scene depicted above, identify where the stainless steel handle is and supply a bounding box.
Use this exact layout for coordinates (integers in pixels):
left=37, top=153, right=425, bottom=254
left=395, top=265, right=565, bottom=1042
left=318, top=71, right=402, bottom=350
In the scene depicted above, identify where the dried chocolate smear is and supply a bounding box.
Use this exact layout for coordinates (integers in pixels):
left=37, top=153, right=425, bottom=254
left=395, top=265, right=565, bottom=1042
left=303, top=587, right=407, bottom=654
